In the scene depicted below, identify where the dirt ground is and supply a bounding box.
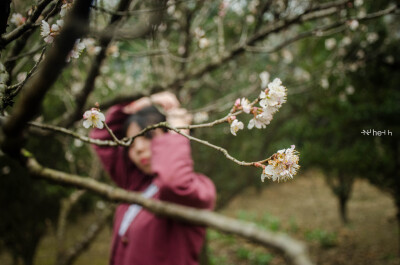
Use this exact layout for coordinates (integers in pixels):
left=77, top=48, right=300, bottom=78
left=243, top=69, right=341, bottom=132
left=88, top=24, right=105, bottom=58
left=2, top=170, right=398, bottom=265
left=215, top=170, right=399, bottom=265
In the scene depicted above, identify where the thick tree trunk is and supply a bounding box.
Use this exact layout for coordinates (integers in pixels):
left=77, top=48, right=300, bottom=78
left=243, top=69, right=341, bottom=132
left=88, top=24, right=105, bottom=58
left=326, top=172, right=354, bottom=224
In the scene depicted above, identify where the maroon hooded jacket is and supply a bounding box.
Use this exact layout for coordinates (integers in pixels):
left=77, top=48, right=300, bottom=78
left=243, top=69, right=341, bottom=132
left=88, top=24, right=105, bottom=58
left=90, top=104, right=216, bottom=265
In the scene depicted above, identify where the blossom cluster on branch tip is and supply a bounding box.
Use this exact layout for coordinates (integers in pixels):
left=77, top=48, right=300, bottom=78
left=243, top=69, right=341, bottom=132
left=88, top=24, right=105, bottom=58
left=228, top=72, right=287, bottom=136
left=83, top=108, right=105, bottom=129
left=260, top=145, right=300, bottom=182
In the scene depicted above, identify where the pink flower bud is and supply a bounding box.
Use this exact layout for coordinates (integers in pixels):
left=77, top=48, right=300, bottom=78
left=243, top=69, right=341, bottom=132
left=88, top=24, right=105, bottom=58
left=254, top=162, right=263, bottom=168
left=234, top=98, right=241, bottom=107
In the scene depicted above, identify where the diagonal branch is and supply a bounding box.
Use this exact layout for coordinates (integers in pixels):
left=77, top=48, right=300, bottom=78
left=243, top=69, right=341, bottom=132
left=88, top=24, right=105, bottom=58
left=25, top=155, right=314, bottom=265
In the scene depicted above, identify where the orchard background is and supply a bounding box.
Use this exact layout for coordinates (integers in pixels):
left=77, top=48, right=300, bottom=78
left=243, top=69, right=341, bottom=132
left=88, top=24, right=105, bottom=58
left=0, top=0, right=399, bottom=265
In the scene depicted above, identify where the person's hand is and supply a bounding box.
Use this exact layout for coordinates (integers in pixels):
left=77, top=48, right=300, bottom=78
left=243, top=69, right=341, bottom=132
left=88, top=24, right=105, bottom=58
left=166, top=108, right=192, bottom=134
left=123, top=91, right=180, bottom=114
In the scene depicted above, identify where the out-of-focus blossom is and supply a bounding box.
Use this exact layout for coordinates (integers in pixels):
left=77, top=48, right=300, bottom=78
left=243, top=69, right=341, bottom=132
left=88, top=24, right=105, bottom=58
left=219, top=1, right=229, bottom=17
left=194, top=27, right=205, bottom=39
left=341, top=36, right=351, bottom=46
left=193, top=112, right=209, bottom=124
left=320, top=78, right=329, bottom=89
left=106, top=44, right=119, bottom=57
left=354, top=0, right=363, bottom=7
left=83, top=38, right=101, bottom=55
left=246, top=15, right=255, bottom=24
left=261, top=145, right=300, bottom=182
left=66, top=39, right=85, bottom=62
left=282, top=49, right=293, bottom=63
left=199, top=38, right=210, bottom=49
left=17, top=72, right=27, bottom=83
left=367, top=32, right=379, bottom=43
left=385, top=56, right=394, bottom=64
left=345, top=86, right=355, bottom=95
left=348, top=20, right=359, bottom=31
left=356, top=50, right=365, bottom=59
left=10, top=13, right=26, bottom=26
left=325, top=38, right=337, bottom=50
left=230, top=119, right=244, bottom=136
left=259, top=71, right=270, bottom=89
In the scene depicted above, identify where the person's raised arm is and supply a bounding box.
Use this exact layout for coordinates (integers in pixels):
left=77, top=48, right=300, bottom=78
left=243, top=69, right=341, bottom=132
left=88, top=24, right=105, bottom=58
left=151, top=107, right=215, bottom=210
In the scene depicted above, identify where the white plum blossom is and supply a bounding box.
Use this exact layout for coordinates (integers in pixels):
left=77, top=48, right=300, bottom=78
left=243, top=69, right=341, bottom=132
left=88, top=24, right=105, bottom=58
left=240, top=98, right=252, bottom=113
left=261, top=145, right=300, bottom=182
left=10, top=13, right=26, bottom=26
left=259, top=71, right=270, bottom=88
left=248, top=108, right=273, bottom=129
left=230, top=119, right=244, bottom=136
left=83, top=108, right=105, bottom=129
left=66, top=39, right=85, bottom=62
left=259, top=78, right=287, bottom=109
left=41, top=20, right=64, bottom=43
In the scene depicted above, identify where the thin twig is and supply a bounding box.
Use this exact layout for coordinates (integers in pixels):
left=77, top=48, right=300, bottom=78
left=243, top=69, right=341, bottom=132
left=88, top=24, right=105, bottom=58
left=8, top=47, right=47, bottom=97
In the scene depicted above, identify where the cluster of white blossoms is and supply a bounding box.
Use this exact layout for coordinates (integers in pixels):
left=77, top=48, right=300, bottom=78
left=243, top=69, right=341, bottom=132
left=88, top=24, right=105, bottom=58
left=83, top=108, right=105, bottom=129
left=39, top=0, right=92, bottom=62
left=228, top=73, right=287, bottom=135
left=260, top=145, right=300, bottom=182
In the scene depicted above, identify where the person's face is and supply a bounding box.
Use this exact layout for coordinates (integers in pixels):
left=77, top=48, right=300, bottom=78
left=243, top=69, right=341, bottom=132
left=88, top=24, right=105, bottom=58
left=126, top=122, right=163, bottom=175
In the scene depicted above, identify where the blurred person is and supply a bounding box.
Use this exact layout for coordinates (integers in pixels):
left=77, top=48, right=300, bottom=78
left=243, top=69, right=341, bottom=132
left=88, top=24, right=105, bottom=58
left=90, top=91, right=216, bottom=265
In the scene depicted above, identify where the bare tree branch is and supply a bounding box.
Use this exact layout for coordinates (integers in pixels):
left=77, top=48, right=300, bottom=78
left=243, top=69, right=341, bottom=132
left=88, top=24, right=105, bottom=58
left=245, top=4, right=399, bottom=54
left=25, top=155, right=314, bottom=265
